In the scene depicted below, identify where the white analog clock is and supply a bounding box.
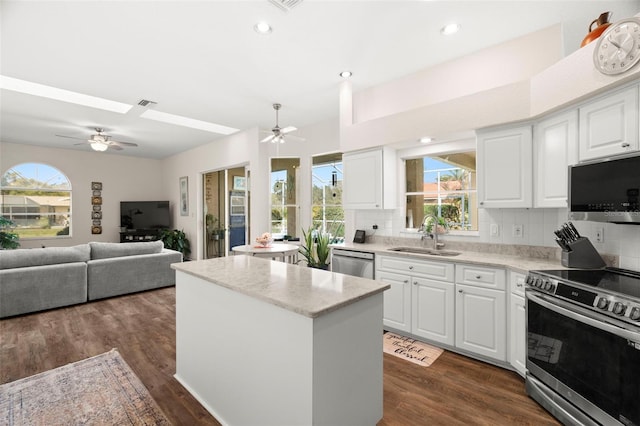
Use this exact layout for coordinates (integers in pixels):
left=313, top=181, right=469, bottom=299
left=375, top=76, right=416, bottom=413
left=593, top=17, right=640, bottom=75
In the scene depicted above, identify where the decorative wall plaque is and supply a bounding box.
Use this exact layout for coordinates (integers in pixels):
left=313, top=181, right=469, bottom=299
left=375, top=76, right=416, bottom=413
left=91, top=196, right=102, bottom=205
left=91, top=226, right=102, bottom=234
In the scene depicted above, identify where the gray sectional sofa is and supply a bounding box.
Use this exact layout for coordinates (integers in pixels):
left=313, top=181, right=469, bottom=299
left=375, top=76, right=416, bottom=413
left=0, top=241, right=182, bottom=318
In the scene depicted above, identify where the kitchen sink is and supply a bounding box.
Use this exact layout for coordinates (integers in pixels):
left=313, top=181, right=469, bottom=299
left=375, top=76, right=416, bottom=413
left=388, top=247, right=461, bottom=256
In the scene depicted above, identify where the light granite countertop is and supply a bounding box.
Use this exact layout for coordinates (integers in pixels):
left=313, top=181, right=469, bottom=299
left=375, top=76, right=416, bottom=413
left=334, top=242, right=567, bottom=273
left=172, top=255, right=389, bottom=318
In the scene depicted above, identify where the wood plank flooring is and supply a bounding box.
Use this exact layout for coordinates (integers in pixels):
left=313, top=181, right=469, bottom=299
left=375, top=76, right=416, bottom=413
left=0, top=287, right=560, bottom=425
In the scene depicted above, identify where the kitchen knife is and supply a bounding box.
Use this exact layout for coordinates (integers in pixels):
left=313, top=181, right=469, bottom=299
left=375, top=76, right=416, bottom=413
left=567, top=222, right=581, bottom=239
left=562, top=223, right=577, bottom=242
left=554, top=237, right=571, bottom=251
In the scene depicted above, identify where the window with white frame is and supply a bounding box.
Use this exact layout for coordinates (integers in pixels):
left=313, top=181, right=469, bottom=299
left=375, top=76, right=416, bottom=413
left=405, top=151, right=477, bottom=232
left=311, top=153, right=344, bottom=242
left=1, top=163, right=72, bottom=239
left=270, top=158, right=299, bottom=239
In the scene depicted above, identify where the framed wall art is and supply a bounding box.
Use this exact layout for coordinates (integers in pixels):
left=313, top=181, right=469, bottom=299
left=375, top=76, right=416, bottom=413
left=180, top=176, right=189, bottom=216
left=233, top=176, right=246, bottom=191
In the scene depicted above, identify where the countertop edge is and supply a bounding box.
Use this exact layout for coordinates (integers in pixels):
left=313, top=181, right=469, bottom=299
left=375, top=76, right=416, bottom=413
left=172, top=261, right=390, bottom=319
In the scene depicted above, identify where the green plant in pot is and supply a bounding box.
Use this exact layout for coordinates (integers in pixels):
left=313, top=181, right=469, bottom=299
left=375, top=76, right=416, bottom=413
left=0, top=216, right=20, bottom=250
left=159, top=229, right=191, bottom=259
left=206, top=214, right=225, bottom=240
left=299, top=226, right=330, bottom=269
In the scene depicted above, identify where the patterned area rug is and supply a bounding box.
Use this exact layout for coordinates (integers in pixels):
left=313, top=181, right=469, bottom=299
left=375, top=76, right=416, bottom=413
left=383, top=332, right=444, bottom=367
left=0, top=348, right=171, bottom=425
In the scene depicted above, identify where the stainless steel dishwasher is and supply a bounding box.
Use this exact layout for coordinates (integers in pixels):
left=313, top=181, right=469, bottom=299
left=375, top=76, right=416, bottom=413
left=331, top=248, right=375, bottom=279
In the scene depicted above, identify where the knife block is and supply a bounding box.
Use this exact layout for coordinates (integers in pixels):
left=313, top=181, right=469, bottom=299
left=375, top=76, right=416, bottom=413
left=561, top=237, right=606, bottom=269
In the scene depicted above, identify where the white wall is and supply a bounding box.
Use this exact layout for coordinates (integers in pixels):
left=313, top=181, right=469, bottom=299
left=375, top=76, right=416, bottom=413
left=0, top=141, right=164, bottom=248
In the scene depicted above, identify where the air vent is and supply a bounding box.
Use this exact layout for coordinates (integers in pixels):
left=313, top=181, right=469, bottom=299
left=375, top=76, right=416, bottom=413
left=268, top=0, right=303, bottom=12
left=137, top=99, right=157, bottom=107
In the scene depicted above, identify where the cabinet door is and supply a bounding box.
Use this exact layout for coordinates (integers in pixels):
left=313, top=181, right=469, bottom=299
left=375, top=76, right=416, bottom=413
left=579, top=85, right=639, bottom=161
left=343, top=148, right=396, bottom=209
left=412, top=277, right=454, bottom=346
left=343, top=149, right=382, bottom=209
left=534, top=110, right=578, bottom=208
left=477, top=126, right=532, bottom=208
left=455, top=284, right=506, bottom=361
left=509, top=293, right=526, bottom=377
left=377, top=270, right=411, bottom=332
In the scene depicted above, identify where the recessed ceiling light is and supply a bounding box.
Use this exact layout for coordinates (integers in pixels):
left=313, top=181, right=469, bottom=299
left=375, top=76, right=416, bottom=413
left=254, top=22, right=272, bottom=35
left=419, top=137, right=433, bottom=144
left=0, top=75, right=132, bottom=114
left=140, top=110, right=239, bottom=135
left=440, top=22, right=460, bottom=36
left=339, top=71, right=353, bottom=78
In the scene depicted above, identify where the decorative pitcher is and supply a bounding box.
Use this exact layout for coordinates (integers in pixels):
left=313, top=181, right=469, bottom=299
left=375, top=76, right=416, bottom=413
left=581, top=12, right=612, bottom=47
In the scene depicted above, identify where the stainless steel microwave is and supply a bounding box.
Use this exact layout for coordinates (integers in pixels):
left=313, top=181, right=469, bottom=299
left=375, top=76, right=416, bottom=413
left=569, top=154, right=640, bottom=224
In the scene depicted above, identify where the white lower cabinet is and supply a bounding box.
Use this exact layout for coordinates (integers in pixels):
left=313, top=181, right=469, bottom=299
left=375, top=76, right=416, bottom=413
left=378, top=256, right=508, bottom=362
left=509, top=271, right=527, bottom=377
left=377, top=255, right=454, bottom=345
left=454, top=264, right=507, bottom=362
left=412, top=277, right=455, bottom=346
left=377, top=270, right=411, bottom=332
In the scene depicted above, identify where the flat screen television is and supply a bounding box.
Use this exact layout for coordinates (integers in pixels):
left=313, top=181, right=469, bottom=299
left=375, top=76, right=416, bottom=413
left=120, top=201, right=171, bottom=231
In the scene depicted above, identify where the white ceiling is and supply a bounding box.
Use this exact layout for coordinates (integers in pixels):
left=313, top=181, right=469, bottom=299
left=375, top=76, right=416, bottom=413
left=2, top=0, right=639, bottom=159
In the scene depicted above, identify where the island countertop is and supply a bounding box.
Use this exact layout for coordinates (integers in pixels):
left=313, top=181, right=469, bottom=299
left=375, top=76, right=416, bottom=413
left=171, top=256, right=389, bottom=318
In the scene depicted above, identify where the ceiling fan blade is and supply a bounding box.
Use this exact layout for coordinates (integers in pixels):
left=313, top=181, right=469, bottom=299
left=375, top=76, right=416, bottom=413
left=111, top=140, right=138, bottom=147
left=56, top=134, right=86, bottom=141
left=280, top=126, right=297, bottom=134
left=109, top=144, right=124, bottom=151
left=260, top=134, right=275, bottom=143
left=73, top=141, right=90, bottom=146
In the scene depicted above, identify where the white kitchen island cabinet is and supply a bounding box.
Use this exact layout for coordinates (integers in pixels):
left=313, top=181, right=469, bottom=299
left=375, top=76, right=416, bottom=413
left=172, top=256, right=389, bottom=426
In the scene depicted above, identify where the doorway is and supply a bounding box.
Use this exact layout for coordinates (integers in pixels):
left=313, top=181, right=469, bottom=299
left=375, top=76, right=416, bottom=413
left=203, top=166, right=249, bottom=259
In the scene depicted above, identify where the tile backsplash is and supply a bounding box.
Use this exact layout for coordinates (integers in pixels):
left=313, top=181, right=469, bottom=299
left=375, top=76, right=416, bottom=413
left=354, top=208, right=640, bottom=271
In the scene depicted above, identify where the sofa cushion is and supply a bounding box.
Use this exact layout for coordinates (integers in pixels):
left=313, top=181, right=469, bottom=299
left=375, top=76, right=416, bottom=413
left=89, top=241, right=164, bottom=260
left=0, top=244, right=90, bottom=270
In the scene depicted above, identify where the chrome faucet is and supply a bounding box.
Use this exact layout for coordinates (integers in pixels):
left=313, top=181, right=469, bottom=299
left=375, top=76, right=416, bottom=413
left=419, top=214, right=445, bottom=250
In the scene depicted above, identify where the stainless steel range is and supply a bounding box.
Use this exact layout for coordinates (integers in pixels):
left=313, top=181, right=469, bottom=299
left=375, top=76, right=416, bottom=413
left=525, top=267, right=640, bottom=426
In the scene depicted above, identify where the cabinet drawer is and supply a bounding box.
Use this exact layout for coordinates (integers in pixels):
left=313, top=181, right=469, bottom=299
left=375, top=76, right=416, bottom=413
left=455, top=264, right=506, bottom=290
left=377, top=255, right=454, bottom=282
left=509, top=271, right=526, bottom=297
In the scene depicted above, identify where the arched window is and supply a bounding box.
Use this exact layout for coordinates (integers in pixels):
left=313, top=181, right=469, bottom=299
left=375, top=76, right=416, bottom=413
left=1, top=163, right=72, bottom=239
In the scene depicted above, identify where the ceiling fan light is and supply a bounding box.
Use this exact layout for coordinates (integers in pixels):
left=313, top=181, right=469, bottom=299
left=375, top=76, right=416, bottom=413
left=91, top=142, right=108, bottom=152
left=254, top=22, right=272, bottom=35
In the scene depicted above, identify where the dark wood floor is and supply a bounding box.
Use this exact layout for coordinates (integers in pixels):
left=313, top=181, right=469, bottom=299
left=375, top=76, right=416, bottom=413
left=0, top=287, right=559, bottom=425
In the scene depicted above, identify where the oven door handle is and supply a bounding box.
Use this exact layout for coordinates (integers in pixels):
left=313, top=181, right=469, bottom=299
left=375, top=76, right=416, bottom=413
left=527, top=291, right=640, bottom=342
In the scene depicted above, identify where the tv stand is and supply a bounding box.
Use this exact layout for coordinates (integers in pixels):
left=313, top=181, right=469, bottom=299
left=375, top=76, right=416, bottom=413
left=120, top=229, right=163, bottom=243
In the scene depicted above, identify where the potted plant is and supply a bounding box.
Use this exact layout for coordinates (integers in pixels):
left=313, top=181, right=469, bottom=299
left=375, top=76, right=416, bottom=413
left=206, top=214, right=225, bottom=240
left=298, top=226, right=331, bottom=269
left=159, top=229, right=191, bottom=259
left=0, top=216, right=20, bottom=250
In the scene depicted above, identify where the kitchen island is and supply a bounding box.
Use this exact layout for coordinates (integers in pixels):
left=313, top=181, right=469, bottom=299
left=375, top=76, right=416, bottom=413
left=171, top=256, right=389, bottom=426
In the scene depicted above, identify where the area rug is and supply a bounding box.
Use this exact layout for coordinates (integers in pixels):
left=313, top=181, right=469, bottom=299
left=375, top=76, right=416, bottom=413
left=383, top=332, right=444, bottom=367
left=0, top=348, right=171, bottom=425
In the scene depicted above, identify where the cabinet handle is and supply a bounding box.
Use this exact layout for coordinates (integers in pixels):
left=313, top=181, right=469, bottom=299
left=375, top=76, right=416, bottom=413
left=403, top=280, right=409, bottom=284
left=458, top=289, right=463, bottom=293
left=409, top=266, right=414, bottom=270
left=622, top=142, right=630, bottom=148
left=516, top=283, right=523, bottom=287
left=475, top=275, right=482, bottom=279
left=413, top=281, right=418, bottom=285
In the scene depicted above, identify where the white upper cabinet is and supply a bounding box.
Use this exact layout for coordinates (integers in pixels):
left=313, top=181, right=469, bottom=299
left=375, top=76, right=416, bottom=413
left=533, top=109, right=578, bottom=208
left=477, top=125, right=533, bottom=208
left=579, top=85, right=639, bottom=162
left=343, top=147, right=396, bottom=209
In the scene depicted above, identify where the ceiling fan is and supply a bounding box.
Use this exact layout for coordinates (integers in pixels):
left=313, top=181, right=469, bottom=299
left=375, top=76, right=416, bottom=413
left=260, top=103, right=298, bottom=144
left=56, top=128, right=138, bottom=152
